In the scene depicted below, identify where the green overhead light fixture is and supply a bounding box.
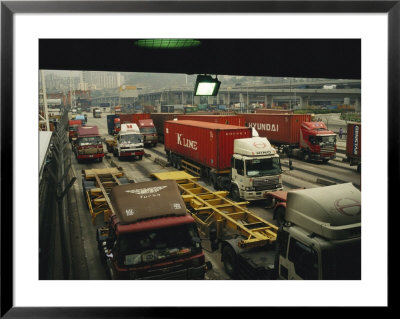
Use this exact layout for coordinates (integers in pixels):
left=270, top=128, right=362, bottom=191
left=134, top=39, right=201, bottom=49
left=194, top=75, right=221, bottom=96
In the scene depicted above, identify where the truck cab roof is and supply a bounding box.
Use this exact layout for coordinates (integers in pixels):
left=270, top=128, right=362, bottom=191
left=138, top=119, right=155, bottom=127
left=77, top=125, right=99, bottom=136
left=285, top=183, right=361, bottom=240
left=302, top=121, right=335, bottom=135
left=234, top=137, right=277, bottom=157
left=120, top=123, right=140, bottom=134
left=109, top=180, right=188, bottom=226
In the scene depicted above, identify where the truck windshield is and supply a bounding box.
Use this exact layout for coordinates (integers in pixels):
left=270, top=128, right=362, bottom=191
left=140, top=127, right=156, bottom=134
left=77, top=136, right=102, bottom=146
left=314, top=135, right=336, bottom=145
left=118, top=223, right=201, bottom=267
left=69, top=125, right=79, bottom=131
left=120, top=134, right=142, bottom=144
left=245, top=157, right=281, bottom=177
left=321, top=240, right=361, bottom=279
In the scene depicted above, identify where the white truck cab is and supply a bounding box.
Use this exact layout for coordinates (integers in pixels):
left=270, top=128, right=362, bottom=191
left=277, top=183, right=361, bottom=280
left=115, top=123, right=144, bottom=160
left=230, top=136, right=283, bottom=201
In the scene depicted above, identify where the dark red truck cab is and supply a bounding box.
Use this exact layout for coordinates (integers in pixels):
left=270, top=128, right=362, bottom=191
left=74, top=125, right=104, bottom=163
left=97, top=180, right=206, bottom=280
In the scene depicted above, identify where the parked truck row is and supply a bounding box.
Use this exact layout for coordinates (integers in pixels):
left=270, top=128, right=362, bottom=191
left=107, top=113, right=158, bottom=146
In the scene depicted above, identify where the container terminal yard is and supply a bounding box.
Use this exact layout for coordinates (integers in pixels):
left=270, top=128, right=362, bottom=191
left=38, top=39, right=363, bottom=282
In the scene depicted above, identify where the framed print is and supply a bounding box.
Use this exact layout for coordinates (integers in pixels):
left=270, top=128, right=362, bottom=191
left=1, top=0, right=395, bottom=317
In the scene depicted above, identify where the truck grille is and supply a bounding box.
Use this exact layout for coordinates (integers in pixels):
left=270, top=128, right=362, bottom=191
left=253, top=176, right=280, bottom=191
left=320, top=146, right=335, bottom=156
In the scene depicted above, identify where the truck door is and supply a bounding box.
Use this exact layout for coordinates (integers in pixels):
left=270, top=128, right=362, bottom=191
left=281, top=236, right=319, bottom=280
left=231, top=157, right=244, bottom=181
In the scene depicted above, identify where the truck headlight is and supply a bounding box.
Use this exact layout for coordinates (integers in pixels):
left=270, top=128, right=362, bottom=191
left=245, top=187, right=255, bottom=191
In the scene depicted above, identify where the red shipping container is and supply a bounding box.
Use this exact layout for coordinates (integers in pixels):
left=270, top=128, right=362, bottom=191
left=164, top=120, right=252, bottom=171
left=150, top=113, right=179, bottom=136
left=241, top=114, right=312, bottom=145
left=176, top=114, right=245, bottom=126
left=346, top=122, right=361, bottom=158
left=119, top=113, right=150, bottom=124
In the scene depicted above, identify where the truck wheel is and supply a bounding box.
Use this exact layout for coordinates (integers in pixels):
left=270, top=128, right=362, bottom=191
left=138, top=155, right=143, bottom=160
left=230, top=185, right=241, bottom=202
left=274, top=206, right=286, bottom=227
left=152, top=143, right=157, bottom=147
left=222, top=245, right=238, bottom=279
left=210, top=173, right=219, bottom=190
left=357, top=163, right=361, bottom=173
left=113, top=149, right=118, bottom=157
left=303, top=152, right=310, bottom=162
left=98, top=157, right=103, bottom=163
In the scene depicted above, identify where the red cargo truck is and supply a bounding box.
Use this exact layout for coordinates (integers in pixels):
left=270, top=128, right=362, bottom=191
left=241, top=113, right=337, bottom=162
left=73, top=125, right=104, bottom=163
left=176, top=114, right=245, bottom=126
left=345, top=122, right=361, bottom=173
left=68, top=119, right=82, bottom=142
left=137, top=119, right=158, bottom=147
left=164, top=120, right=283, bottom=201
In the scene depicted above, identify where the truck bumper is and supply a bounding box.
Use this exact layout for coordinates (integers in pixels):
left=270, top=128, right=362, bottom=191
left=314, top=153, right=336, bottom=161
left=242, top=188, right=284, bottom=201
left=120, top=150, right=145, bottom=157
left=77, top=153, right=104, bottom=159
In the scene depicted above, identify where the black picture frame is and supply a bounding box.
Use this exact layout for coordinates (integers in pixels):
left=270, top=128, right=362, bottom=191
left=1, top=1, right=394, bottom=317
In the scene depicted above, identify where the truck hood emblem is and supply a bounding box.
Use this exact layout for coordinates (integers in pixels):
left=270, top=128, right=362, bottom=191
left=125, top=186, right=167, bottom=195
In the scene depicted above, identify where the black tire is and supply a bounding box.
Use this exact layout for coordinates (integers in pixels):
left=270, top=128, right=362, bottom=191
left=210, top=173, right=218, bottom=190
left=98, top=157, right=103, bottom=163
left=274, top=206, right=286, bottom=227
left=222, top=245, right=238, bottom=279
left=138, top=155, right=143, bottom=160
left=176, top=157, right=182, bottom=170
left=303, top=152, right=310, bottom=162
left=171, top=154, right=177, bottom=168
left=113, top=149, right=118, bottom=157
left=357, top=163, right=361, bottom=173
left=230, top=185, right=241, bottom=202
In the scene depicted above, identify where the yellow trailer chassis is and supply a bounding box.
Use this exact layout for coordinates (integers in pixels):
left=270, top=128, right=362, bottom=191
left=151, top=171, right=278, bottom=249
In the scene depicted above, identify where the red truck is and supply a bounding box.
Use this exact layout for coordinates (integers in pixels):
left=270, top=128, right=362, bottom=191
left=241, top=113, right=337, bottom=162
left=95, top=179, right=207, bottom=279
left=73, top=125, right=104, bottom=163
left=68, top=119, right=82, bottom=142
left=138, top=119, right=158, bottom=147
left=345, top=122, right=361, bottom=173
